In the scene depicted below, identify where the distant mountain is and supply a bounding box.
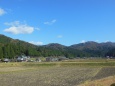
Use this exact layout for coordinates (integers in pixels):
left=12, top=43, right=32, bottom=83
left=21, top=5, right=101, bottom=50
left=70, top=41, right=115, bottom=51
left=106, top=48, right=115, bottom=58
left=100, top=42, right=115, bottom=48
left=70, top=41, right=99, bottom=50
left=0, top=34, right=13, bottom=44
left=0, top=34, right=37, bottom=48
left=0, top=34, right=115, bottom=59
left=42, top=43, right=86, bottom=58
left=0, top=34, right=39, bottom=59
left=70, top=41, right=115, bottom=57
left=43, top=43, right=67, bottom=50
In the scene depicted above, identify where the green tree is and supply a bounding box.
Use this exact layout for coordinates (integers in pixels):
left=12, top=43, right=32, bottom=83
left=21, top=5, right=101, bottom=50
left=0, top=46, right=3, bottom=59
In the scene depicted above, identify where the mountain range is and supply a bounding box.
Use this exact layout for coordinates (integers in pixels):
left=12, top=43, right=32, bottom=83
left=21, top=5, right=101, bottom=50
left=0, top=34, right=115, bottom=59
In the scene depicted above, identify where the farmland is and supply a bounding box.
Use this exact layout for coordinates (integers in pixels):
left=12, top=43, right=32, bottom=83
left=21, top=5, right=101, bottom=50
left=0, top=59, right=115, bottom=86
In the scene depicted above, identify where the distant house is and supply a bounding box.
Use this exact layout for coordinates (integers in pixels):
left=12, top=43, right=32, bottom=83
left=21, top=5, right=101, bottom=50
left=46, top=57, right=58, bottom=62
left=17, top=56, right=23, bottom=62
left=35, top=58, right=41, bottom=62
left=3, top=58, right=10, bottom=62
left=58, top=57, right=68, bottom=61
left=17, top=55, right=30, bottom=62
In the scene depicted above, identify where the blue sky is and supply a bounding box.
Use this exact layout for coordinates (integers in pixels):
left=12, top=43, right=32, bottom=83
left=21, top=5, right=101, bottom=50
left=0, top=0, right=115, bottom=46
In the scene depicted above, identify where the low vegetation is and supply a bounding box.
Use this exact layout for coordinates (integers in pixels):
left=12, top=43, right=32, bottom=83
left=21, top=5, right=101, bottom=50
left=0, top=60, right=115, bottom=86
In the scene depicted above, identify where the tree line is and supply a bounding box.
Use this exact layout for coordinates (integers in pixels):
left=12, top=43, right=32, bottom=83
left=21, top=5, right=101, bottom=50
left=1, top=43, right=115, bottom=59
left=0, top=43, right=91, bottom=59
left=0, top=34, right=115, bottom=59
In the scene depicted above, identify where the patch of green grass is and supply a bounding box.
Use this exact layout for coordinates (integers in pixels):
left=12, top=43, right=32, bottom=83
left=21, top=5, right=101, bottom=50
left=22, top=62, right=57, bottom=67
left=63, top=59, right=115, bottom=62
left=20, top=61, right=115, bottom=67
left=58, top=62, right=115, bottom=67
left=0, top=60, right=115, bottom=68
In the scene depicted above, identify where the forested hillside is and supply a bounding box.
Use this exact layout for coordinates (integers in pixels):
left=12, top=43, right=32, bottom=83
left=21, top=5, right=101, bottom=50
left=0, top=34, right=38, bottom=59
left=0, top=34, right=115, bottom=59
left=70, top=41, right=115, bottom=57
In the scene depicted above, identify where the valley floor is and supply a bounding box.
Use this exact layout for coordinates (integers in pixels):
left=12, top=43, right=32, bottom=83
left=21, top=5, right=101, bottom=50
left=0, top=62, right=115, bottom=86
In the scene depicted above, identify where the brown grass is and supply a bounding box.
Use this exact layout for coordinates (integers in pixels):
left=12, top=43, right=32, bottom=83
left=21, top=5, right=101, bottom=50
left=0, top=66, right=100, bottom=86
left=0, top=62, right=115, bottom=86
left=79, top=76, right=115, bottom=86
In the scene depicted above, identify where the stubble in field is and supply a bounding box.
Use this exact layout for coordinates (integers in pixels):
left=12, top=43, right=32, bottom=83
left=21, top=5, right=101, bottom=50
left=0, top=66, right=100, bottom=86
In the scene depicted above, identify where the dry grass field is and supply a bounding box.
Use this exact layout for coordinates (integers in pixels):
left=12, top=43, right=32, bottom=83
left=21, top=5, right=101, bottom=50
left=0, top=59, right=115, bottom=86
left=79, top=76, right=115, bottom=86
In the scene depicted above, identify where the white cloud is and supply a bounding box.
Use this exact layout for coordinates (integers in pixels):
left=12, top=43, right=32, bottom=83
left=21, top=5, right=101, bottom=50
left=57, top=35, right=63, bottom=38
left=81, top=40, right=86, bottom=43
left=95, top=40, right=99, bottom=42
left=0, top=8, right=6, bottom=16
left=4, top=21, right=34, bottom=34
left=35, top=28, right=40, bottom=31
left=44, top=19, right=56, bottom=25
left=29, top=41, right=43, bottom=45
left=105, top=40, right=110, bottom=42
left=4, top=21, right=20, bottom=26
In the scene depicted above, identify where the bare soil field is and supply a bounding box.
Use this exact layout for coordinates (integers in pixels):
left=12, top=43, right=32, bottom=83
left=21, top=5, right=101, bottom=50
left=0, top=62, right=115, bottom=86
left=79, top=76, right=115, bottom=86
